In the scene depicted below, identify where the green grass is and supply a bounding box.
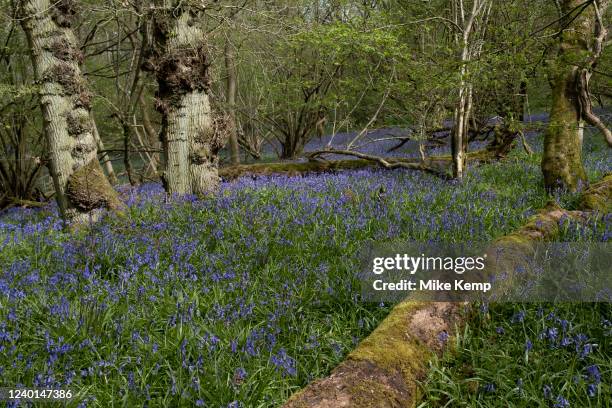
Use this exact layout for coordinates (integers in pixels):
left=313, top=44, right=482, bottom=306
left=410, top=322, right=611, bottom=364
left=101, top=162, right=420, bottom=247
left=418, top=303, right=611, bottom=408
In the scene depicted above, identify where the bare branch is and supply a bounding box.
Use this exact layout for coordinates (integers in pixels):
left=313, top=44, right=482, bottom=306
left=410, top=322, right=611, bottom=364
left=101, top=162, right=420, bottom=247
left=306, top=148, right=450, bottom=179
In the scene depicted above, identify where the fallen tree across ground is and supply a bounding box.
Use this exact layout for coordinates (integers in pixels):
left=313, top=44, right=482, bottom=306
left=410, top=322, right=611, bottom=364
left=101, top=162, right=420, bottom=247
left=283, top=173, right=612, bottom=408
left=220, top=128, right=520, bottom=181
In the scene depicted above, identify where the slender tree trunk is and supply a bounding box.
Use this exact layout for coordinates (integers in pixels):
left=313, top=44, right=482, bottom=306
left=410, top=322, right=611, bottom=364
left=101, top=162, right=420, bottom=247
left=452, top=30, right=472, bottom=179
left=17, top=0, right=122, bottom=223
left=451, top=0, right=490, bottom=180
left=541, top=0, right=609, bottom=192
left=91, top=112, right=118, bottom=185
left=225, top=41, right=240, bottom=165
left=122, top=121, right=136, bottom=186
left=145, top=2, right=225, bottom=195
left=139, top=94, right=160, bottom=173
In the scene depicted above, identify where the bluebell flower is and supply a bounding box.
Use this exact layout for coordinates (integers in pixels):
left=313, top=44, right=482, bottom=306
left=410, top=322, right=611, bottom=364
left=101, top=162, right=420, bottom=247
left=546, top=327, right=559, bottom=341
left=579, top=343, right=593, bottom=359
left=479, top=303, right=489, bottom=314
left=553, top=395, right=569, bottom=407
left=543, top=384, right=552, bottom=399
left=511, top=310, right=526, bottom=323
left=587, top=383, right=597, bottom=397
left=234, top=367, right=247, bottom=383
left=482, top=383, right=495, bottom=393
left=270, top=348, right=297, bottom=377
left=585, top=365, right=601, bottom=384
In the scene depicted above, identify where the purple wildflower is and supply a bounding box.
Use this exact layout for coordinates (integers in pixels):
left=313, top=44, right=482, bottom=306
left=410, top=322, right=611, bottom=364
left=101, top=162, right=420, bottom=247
left=553, top=395, right=569, bottom=408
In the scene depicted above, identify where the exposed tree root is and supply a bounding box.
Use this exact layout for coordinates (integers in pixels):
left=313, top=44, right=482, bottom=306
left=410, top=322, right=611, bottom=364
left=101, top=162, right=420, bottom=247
left=283, top=173, right=612, bottom=408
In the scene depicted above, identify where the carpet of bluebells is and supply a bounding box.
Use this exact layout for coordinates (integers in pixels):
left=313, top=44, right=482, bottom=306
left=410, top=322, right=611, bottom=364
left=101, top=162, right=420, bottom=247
left=420, top=303, right=611, bottom=408
left=0, top=131, right=610, bottom=407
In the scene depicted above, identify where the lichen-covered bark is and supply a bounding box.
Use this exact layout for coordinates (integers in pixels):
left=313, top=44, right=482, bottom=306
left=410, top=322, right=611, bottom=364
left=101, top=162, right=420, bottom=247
left=541, top=0, right=602, bottom=192
left=145, top=2, right=225, bottom=195
left=18, top=0, right=122, bottom=223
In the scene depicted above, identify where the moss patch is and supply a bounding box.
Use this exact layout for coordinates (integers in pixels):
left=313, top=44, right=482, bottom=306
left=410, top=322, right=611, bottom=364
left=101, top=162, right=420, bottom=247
left=45, top=37, right=83, bottom=64
left=42, top=62, right=84, bottom=96
left=579, top=173, right=612, bottom=213
left=65, top=111, right=91, bottom=136
left=66, top=159, right=124, bottom=212
left=348, top=302, right=460, bottom=385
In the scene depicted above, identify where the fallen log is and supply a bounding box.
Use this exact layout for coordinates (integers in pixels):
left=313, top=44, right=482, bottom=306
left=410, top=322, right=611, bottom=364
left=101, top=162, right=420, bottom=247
left=219, top=140, right=514, bottom=182
left=283, top=173, right=612, bottom=408
left=0, top=197, right=48, bottom=210
left=305, top=149, right=451, bottom=179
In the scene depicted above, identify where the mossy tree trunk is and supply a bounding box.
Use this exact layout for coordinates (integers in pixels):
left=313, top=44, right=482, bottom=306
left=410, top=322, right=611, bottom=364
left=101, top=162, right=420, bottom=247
left=542, top=0, right=610, bottom=192
left=145, top=1, right=225, bottom=195
left=17, top=0, right=122, bottom=223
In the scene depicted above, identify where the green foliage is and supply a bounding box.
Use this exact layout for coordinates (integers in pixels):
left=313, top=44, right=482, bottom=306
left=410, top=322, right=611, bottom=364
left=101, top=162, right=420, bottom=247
left=419, top=303, right=611, bottom=408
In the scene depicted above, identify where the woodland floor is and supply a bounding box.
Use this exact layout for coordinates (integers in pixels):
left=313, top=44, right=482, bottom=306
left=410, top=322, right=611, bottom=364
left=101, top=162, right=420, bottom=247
left=0, top=128, right=610, bottom=407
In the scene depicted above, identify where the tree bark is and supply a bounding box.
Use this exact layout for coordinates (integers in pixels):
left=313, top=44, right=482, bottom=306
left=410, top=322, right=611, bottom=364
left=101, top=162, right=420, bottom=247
left=17, top=0, right=122, bottom=223
left=145, top=2, right=225, bottom=195
left=225, top=41, right=240, bottom=165
left=541, top=0, right=609, bottom=192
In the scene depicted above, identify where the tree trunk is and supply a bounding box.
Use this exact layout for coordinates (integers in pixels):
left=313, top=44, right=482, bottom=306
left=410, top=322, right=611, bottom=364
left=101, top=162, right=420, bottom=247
left=225, top=41, right=240, bottom=165
left=122, top=121, right=136, bottom=186
left=541, top=70, right=587, bottom=192
left=91, top=112, right=118, bottom=185
left=139, top=94, right=160, bottom=176
left=451, top=0, right=491, bottom=180
left=541, top=0, right=608, bottom=192
left=18, top=0, right=122, bottom=223
left=145, top=2, right=225, bottom=195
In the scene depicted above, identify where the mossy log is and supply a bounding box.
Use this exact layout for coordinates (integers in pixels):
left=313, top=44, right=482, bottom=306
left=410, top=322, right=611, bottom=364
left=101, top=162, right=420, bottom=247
left=283, top=302, right=464, bottom=408
left=492, top=172, right=611, bottom=253
left=219, top=146, right=507, bottom=182
left=284, top=173, right=611, bottom=408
